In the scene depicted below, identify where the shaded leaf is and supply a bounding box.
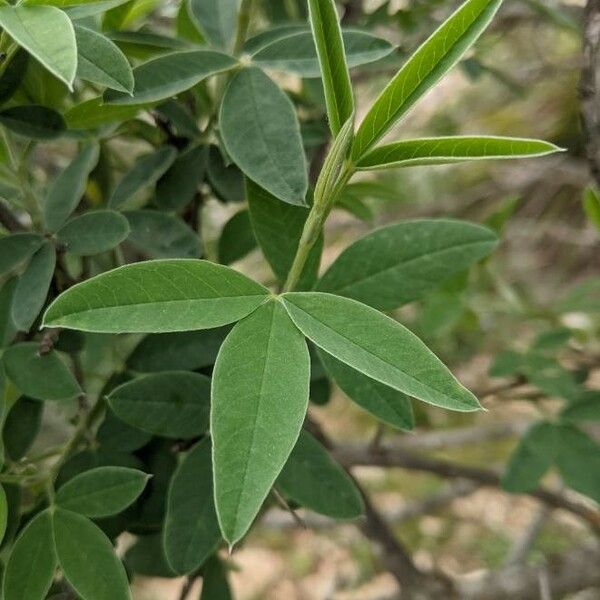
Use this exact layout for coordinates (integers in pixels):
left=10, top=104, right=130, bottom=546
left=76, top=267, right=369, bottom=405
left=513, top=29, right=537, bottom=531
left=207, top=145, right=245, bottom=203
left=0, top=105, right=65, bottom=140
left=561, top=391, right=600, bottom=423
left=218, top=210, right=257, bottom=265
left=0, top=234, right=44, bottom=277
left=65, top=97, right=145, bottom=129
left=187, top=0, right=237, bottom=50
left=164, top=438, right=221, bottom=574
left=0, top=49, right=29, bottom=106
left=200, top=556, right=232, bottom=600
left=107, top=371, right=211, bottom=438
left=3, top=398, right=43, bottom=461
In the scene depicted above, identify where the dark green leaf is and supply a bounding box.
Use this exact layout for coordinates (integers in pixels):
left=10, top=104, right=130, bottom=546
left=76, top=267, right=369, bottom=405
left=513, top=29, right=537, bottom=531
left=212, top=300, right=310, bottom=545
left=164, top=438, right=221, bottom=574
left=187, top=0, right=237, bottom=50
left=0, top=234, right=44, bottom=277
left=3, top=510, right=57, bottom=600
left=282, top=293, right=481, bottom=412
left=561, top=391, right=600, bottom=423
left=107, top=371, right=211, bottom=438
left=252, top=29, right=394, bottom=78
left=352, top=0, right=503, bottom=159
left=124, top=533, right=175, bottom=578
left=56, top=466, right=150, bottom=517
left=247, top=179, right=322, bottom=289
left=12, top=242, right=56, bottom=331
left=3, top=343, right=80, bottom=402
left=3, top=398, right=43, bottom=461
left=207, top=145, right=245, bottom=203
left=52, top=508, right=130, bottom=600
left=0, top=278, right=18, bottom=348
left=105, top=50, right=237, bottom=106
left=97, top=410, right=152, bottom=452
left=109, top=147, right=177, bottom=209
left=43, top=259, right=270, bottom=333
left=317, top=220, right=497, bottom=311
left=320, top=351, right=414, bottom=430
left=220, top=67, right=308, bottom=206
left=74, top=25, right=134, bottom=94
left=307, top=0, right=354, bottom=134
left=44, top=144, right=100, bottom=232
left=0, top=50, right=29, bottom=106
left=57, top=210, right=130, bottom=256
left=0, top=484, right=7, bottom=544
left=65, top=97, right=146, bottom=129
left=277, top=431, right=363, bottom=519
left=155, top=144, right=207, bottom=211
left=200, top=556, right=232, bottom=600
left=218, top=210, right=257, bottom=265
left=125, top=209, right=201, bottom=258
left=0, top=105, right=65, bottom=140
left=128, top=327, right=228, bottom=373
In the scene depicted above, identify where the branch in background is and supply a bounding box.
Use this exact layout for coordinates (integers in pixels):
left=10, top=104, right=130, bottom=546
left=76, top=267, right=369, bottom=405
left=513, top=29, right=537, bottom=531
left=457, top=543, right=600, bottom=600
left=580, top=0, right=600, bottom=186
left=504, top=506, right=551, bottom=567
left=333, top=444, right=600, bottom=535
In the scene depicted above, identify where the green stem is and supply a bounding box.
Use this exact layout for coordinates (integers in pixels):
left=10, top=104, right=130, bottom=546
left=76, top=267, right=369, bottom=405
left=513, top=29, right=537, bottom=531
left=284, top=165, right=353, bottom=292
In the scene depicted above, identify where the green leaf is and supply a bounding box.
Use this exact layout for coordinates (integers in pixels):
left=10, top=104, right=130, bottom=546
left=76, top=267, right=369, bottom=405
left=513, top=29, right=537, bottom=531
left=0, top=49, right=29, bottom=107
left=307, top=0, right=354, bottom=134
left=252, top=29, right=393, bottom=78
left=57, top=210, right=130, bottom=256
left=109, top=146, right=177, bottom=209
left=3, top=398, right=43, bottom=461
left=277, top=431, right=363, bottom=519
left=125, top=209, right=201, bottom=259
left=561, top=391, right=600, bottom=423
left=44, top=143, right=100, bottom=233
left=356, top=136, right=563, bottom=170
left=74, top=25, right=134, bottom=94
left=107, top=30, right=188, bottom=60
left=164, top=438, right=221, bottom=574
left=3, top=343, right=80, bottom=402
left=0, top=105, right=65, bottom=140
left=187, top=0, right=237, bottom=50
left=0, top=484, right=6, bottom=544
left=247, top=179, right=322, bottom=289
left=208, top=145, right=245, bottom=203
left=0, top=234, right=44, bottom=277
left=220, top=67, right=308, bottom=207
left=128, top=327, right=228, bottom=373
left=124, top=533, right=175, bottom=578
left=282, top=292, right=480, bottom=412
left=317, top=220, right=497, bottom=311
left=502, top=422, right=557, bottom=493
left=63, top=0, right=132, bottom=18
left=52, top=508, right=131, bottom=600
left=56, top=466, right=150, bottom=517
left=212, top=300, right=310, bottom=545
left=583, top=186, right=600, bottom=231
left=352, top=0, right=503, bottom=159
left=65, top=97, right=145, bottom=129
left=97, top=410, right=152, bottom=453
left=105, top=49, right=237, bottom=106
left=0, top=6, right=77, bottom=88
left=3, top=510, right=57, bottom=600
left=555, top=424, right=600, bottom=503
left=43, top=259, right=270, bottom=333
left=218, top=210, right=257, bottom=265
left=0, top=278, right=18, bottom=348
left=12, top=241, right=56, bottom=332
left=319, top=351, right=414, bottom=430
left=155, top=144, right=207, bottom=211
left=107, top=371, right=211, bottom=438
left=200, top=556, right=232, bottom=600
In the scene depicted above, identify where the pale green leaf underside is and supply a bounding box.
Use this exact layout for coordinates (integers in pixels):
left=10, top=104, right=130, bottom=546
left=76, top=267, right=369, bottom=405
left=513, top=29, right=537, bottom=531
left=352, top=0, right=503, bottom=159
left=220, top=67, right=308, bottom=207
left=356, top=136, right=563, bottom=170
left=252, top=29, right=394, bottom=78
left=43, top=259, right=270, bottom=333
left=0, top=5, right=77, bottom=88
left=212, top=300, right=310, bottom=545
left=316, top=219, right=498, bottom=311
left=105, top=49, right=237, bottom=106
left=187, top=0, right=237, bottom=50
left=74, top=25, right=134, bottom=94
left=308, top=0, right=354, bottom=134
left=282, top=293, right=481, bottom=412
